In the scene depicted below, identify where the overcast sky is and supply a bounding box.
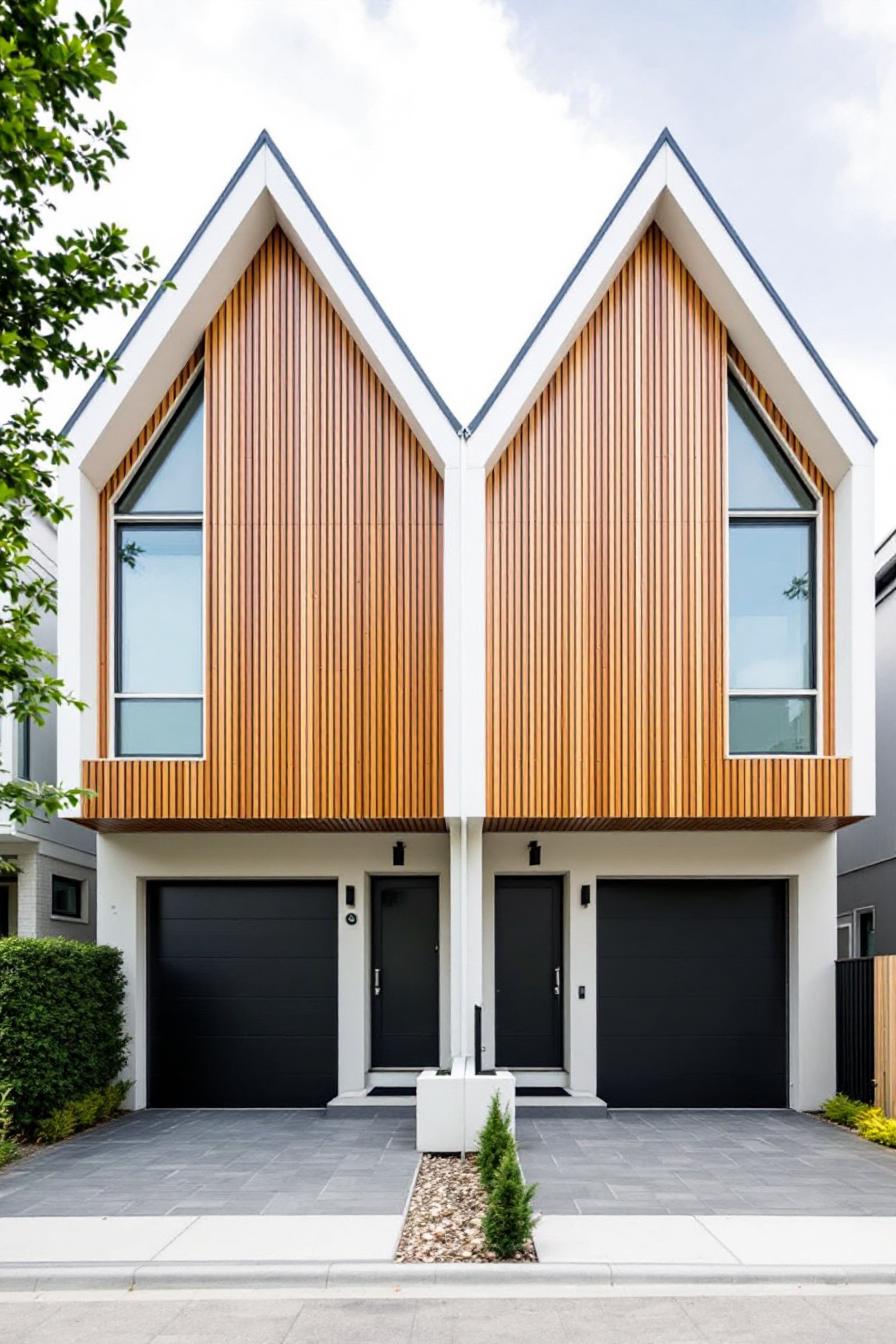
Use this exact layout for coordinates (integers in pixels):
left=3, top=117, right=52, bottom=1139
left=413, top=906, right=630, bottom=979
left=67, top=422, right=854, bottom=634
left=49, top=0, right=896, bottom=540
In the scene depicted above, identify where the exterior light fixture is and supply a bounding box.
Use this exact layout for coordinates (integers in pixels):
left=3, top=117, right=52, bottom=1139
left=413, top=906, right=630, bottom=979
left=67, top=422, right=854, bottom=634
left=580, top=884, right=591, bottom=908
left=528, top=840, right=541, bottom=866
left=345, top=885, right=356, bottom=906
left=393, top=841, right=405, bottom=866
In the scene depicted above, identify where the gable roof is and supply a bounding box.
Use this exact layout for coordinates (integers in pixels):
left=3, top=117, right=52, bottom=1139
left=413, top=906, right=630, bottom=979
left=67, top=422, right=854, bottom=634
left=64, top=130, right=463, bottom=486
left=65, top=128, right=873, bottom=490
left=466, top=129, right=874, bottom=484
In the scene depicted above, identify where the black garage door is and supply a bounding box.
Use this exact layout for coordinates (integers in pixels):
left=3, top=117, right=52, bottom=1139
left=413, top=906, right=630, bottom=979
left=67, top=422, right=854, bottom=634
left=148, top=881, right=337, bottom=1107
left=597, top=880, right=787, bottom=1107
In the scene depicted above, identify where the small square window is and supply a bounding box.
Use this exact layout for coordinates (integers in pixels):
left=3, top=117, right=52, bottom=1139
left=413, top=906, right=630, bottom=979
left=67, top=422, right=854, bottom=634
left=51, top=875, right=83, bottom=921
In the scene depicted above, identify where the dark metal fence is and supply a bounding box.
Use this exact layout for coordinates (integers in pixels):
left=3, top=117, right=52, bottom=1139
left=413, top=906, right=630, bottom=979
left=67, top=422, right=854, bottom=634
left=836, top=958, right=875, bottom=1103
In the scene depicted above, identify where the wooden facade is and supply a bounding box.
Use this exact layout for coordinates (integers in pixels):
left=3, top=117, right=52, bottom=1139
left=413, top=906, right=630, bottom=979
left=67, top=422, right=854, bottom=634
left=485, top=223, right=850, bottom=828
left=83, top=227, right=444, bottom=828
left=875, top=956, right=896, bottom=1120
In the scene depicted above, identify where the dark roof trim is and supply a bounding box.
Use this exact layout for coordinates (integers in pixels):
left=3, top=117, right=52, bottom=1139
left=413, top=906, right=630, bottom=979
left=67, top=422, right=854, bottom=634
left=63, top=127, right=874, bottom=450
left=263, top=135, right=461, bottom=431
left=62, top=130, right=462, bottom=438
left=465, top=128, right=667, bottom=436
left=467, top=128, right=876, bottom=445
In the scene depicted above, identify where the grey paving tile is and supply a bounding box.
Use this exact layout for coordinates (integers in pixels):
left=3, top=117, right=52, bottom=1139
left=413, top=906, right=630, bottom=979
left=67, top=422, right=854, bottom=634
left=520, top=1109, right=896, bottom=1216
left=0, top=1109, right=417, bottom=1217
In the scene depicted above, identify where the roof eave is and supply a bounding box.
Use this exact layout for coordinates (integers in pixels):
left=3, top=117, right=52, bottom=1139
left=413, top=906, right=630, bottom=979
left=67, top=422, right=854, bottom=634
left=65, top=132, right=461, bottom=488
left=467, top=131, right=874, bottom=485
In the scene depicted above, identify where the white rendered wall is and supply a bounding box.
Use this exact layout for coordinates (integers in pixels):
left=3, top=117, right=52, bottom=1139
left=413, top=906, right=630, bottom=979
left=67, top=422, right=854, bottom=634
left=482, top=829, right=837, bottom=1111
left=96, top=830, right=450, bottom=1109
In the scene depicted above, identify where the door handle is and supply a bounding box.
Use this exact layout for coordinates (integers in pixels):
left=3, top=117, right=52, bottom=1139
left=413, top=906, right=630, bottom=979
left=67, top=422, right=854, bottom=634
left=374, top=967, right=381, bottom=996
left=554, top=966, right=561, bottom=996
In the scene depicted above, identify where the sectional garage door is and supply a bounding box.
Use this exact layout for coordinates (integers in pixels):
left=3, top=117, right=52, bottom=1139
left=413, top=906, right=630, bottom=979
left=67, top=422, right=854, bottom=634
left=597, top=880, right=787, bottom=1107
left=148, top=881, right=337, bottom=1107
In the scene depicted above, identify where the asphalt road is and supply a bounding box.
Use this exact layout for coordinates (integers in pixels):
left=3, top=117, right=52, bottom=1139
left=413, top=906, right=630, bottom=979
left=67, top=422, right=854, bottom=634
left=3, top=1289, right=896, bottom=1342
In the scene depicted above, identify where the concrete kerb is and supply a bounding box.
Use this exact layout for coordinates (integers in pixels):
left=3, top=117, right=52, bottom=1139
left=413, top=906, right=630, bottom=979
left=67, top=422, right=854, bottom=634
left=2, top=1261, right=896, bottom=1291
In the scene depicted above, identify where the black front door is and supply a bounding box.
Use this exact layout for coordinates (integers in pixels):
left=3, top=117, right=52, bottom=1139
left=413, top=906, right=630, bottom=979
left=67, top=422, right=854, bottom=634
left=0, top=885, right=9, bottom=937
left=495, top=876, right=564, bottom=1067
left=371, top=876, right=439, bottom=1067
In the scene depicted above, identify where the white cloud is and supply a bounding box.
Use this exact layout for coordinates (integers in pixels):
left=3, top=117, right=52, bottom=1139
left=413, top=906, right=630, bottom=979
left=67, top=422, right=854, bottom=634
left=819, top=0, right=896, bottom=227
left=45, top=0, right=635, bottom=426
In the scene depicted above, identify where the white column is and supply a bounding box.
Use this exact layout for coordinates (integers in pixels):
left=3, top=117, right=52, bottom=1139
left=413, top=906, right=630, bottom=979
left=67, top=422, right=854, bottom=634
left=789, top=832, right=838, bottom=1111
left=96, top=834, right=146, bottom=1109
left=444, top=433, right=488, bottom=1065
left=449, top=817, right=484, bottom=1063
left=461, top=818, right=484, bottom=1060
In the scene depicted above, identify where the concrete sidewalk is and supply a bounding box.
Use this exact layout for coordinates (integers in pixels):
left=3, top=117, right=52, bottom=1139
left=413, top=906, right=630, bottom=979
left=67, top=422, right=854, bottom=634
left=3, top=1213, right=896, bottom=1289
left=8, top=1288, right=896, bottom=1344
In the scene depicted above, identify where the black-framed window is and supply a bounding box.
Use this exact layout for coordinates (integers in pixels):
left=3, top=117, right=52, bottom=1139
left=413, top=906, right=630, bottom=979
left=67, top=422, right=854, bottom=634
left=727, top=375, right=818, bottom=755
left=51, top=875, right=83, bottom=920
left=114, top=375, right=204, bottom=757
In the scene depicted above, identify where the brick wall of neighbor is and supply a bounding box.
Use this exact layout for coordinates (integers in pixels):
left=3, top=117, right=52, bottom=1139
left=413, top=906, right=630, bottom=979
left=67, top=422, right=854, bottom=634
left=13, top=852, right=96, bottom=942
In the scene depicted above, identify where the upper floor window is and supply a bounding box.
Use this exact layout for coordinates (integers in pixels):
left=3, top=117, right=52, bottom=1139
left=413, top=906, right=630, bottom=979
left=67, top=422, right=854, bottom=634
left=113, top=376, right=204, bottom=757
left=727, top=375, right=818, bottom=755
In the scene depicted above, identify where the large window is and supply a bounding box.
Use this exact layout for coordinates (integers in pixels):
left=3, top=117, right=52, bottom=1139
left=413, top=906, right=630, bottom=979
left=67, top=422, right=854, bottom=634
left=727, top=375, right=818, bottom=755
left=114, top=376, right=204, bottom=757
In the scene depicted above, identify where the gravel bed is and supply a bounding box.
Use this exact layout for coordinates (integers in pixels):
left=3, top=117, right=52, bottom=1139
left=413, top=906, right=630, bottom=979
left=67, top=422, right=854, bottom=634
left=395, top=1153, right=537, bottom=1263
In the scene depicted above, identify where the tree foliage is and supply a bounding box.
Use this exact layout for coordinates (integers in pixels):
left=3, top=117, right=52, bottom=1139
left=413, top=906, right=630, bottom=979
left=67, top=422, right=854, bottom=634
left=0, top=0, right=162, bottom=831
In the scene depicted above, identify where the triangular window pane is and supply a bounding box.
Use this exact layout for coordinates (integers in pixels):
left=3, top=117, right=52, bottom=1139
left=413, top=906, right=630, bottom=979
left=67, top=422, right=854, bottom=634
left=118, top=380, right=204, bottom=514
left=728, top=380, right=814, bottom=511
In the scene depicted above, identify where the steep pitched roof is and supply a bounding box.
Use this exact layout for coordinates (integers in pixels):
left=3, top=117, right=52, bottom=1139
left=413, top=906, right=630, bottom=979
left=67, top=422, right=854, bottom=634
left=466, top=129, right=874, bottom=484
left=64, top=130, right=462, bottom=486
left=65, top=128, right=873, bottom=489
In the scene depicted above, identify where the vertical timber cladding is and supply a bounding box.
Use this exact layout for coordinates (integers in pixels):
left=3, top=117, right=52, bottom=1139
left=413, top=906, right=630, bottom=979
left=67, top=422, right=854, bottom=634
left=85, top=227, right=443, bottom=824
left=486, top=222, right=849, bottom=825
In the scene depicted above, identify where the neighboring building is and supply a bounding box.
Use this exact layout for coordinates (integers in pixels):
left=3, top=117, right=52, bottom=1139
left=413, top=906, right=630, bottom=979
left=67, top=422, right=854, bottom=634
left=0, top=516, right=97, bottom=942
left=56, top=130, right=875, bottom=1114
left=837, top=531, right=896, bottom=957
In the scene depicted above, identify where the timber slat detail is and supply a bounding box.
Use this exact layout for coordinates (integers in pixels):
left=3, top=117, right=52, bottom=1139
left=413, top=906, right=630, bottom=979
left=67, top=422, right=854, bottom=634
left=485, top=223, right=849, bottom=825
left=83, top=227, right=443, bottom=825
left=875, top=955, right=896, bottom=1119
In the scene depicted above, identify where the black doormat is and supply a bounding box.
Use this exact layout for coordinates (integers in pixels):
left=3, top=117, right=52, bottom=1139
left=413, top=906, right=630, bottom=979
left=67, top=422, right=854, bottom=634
left=515, top=1086, right=570, bottom=1097
left=367, top=1086, right=416, bottom=1097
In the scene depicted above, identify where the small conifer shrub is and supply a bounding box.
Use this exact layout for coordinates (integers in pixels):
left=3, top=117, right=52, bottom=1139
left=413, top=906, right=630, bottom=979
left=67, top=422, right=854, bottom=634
left=483, top=1147, right=536, bottom=1258
left=476, top=1092, right=514, bottom=1190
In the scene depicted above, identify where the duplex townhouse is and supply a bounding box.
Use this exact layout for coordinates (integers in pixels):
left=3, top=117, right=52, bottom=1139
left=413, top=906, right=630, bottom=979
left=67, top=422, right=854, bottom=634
left=57, top=130, right=876, bottom=1114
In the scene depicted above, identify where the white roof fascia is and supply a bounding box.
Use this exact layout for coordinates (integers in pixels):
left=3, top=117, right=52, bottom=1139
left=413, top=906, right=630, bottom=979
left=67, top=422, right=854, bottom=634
left=66, top=135, right=459, bottom=489
left=71, top=147, right=272, bottom=488
left=658, top=153, right=871, bottom=485
left=264, top=147, right=459, bottom=473
left=469, top=138, right=873, bottom=484
left=466, top=151, right=667, bottom=472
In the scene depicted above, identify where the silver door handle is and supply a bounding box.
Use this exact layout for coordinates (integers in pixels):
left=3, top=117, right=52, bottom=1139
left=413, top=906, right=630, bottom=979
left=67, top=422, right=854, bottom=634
left=374, top=967, right=381, bottom=996
left=554, top=966, right=561, bottom=996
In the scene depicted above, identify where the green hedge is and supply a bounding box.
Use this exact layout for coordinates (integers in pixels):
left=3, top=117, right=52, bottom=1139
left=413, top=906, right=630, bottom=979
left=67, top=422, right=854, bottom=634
left=0, top=938, right=127, bottom=1132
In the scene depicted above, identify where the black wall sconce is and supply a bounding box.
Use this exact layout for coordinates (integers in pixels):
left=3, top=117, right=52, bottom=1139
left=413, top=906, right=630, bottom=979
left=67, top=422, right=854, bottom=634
left=393, top=841, right=405, bottom=866
left=580, top=884, right=591, bottom=908
left=528, top=840, right=541, bottom=866
left=345, top=884, right=356, bottom=907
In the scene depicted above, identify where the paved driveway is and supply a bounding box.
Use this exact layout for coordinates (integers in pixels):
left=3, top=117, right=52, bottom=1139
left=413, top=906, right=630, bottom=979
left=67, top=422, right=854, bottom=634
left=519, top=1109, right=896, bottom=1215
left=4, top=1107, right=896, bottom=1221
left=0, top=1109, right=418, bottom=1217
